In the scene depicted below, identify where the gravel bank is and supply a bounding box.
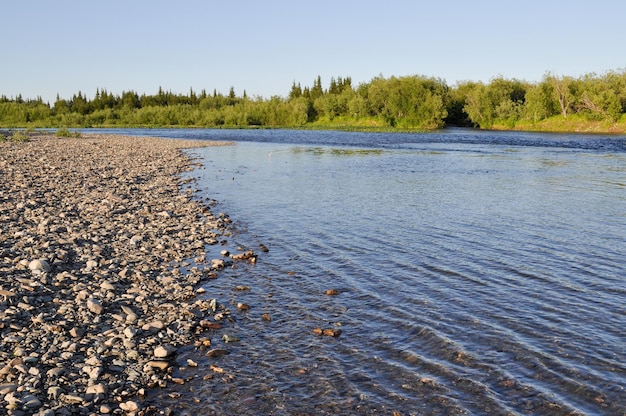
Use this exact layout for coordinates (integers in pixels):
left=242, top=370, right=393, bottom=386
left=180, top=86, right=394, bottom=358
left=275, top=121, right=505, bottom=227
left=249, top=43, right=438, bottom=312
left=0, top=134, right=242, bottom=415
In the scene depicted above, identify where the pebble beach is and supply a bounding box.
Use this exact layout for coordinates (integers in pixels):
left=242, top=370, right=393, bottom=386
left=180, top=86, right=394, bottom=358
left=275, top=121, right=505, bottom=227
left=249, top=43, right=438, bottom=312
left=0, top=133, right=241, bottom=415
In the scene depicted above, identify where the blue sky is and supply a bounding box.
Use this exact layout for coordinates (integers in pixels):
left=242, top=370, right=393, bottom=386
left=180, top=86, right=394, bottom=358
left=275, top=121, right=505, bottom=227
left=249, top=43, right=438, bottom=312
left=2, top=0, right=625, bottom=103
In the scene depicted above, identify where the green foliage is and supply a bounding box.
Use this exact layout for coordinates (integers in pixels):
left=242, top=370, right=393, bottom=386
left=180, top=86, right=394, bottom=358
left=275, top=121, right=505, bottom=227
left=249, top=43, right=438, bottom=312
left=2, top=70, right=626, bottom=132
left=56, top=127, right=81, bottom=138
left=463, top=77, right=527, bottom=128
left=5, top=130, right=30, bottom=142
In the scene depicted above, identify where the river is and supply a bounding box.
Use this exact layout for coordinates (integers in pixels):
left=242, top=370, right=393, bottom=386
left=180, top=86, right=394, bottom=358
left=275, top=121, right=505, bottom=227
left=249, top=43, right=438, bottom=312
left=84, top=128, right=626, bottom=415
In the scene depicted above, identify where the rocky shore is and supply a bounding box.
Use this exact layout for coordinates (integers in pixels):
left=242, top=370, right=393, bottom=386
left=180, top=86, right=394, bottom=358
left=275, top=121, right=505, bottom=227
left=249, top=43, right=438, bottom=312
left=0, top=133, right=244, bottom=415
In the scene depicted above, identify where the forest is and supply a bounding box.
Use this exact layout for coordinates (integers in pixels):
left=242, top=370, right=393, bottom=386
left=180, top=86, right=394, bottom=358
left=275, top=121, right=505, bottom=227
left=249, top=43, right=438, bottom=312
left=2, top=70, right=626, bottom=132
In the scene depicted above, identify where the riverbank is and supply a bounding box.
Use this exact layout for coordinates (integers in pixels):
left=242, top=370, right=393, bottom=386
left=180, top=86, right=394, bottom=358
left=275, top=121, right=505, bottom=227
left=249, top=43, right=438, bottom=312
left=0, top=133, right=244, bottom=414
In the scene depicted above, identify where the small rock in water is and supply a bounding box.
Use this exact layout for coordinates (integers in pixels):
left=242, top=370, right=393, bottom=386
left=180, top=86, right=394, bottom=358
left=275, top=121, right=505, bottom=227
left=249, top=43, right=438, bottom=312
left=212, top=259, right=225, bottom=270
left=222, top=334, right=240, bottom=343
left=323, top=328, right=342, bottom=337
left=313, top=327, right=342, bottom=337
left=206, top=349, right=230, bottom=358
left=199, top=320, right=222, bottom=329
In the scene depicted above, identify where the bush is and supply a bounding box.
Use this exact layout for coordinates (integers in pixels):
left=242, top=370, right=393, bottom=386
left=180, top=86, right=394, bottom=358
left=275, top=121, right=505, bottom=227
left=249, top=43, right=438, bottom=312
left=56, top=127, right=81, bottom=138
left=10, top=130, right=29, bottom=142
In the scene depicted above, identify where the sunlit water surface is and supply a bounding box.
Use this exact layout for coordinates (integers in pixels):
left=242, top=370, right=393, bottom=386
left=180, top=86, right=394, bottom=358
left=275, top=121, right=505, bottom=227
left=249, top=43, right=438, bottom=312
left=89, top=129, right=626, bottom=415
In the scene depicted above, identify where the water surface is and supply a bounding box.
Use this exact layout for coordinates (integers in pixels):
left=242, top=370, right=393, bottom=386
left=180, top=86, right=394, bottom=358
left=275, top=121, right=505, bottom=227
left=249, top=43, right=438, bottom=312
left=92, top=128, right=626, bottom=415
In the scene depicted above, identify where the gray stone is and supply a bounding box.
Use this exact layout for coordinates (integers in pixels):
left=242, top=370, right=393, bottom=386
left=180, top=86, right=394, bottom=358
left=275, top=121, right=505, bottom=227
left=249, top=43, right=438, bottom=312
left=154, top=344, right=176, bottom=358
left=87, top=298, right=103, bottom=314
left=28, top=259, right=51, bottom=273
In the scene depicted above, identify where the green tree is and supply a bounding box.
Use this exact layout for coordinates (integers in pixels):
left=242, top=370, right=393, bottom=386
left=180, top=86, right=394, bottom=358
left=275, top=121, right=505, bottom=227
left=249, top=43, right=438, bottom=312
left=576, top=72, right=622, bottom=121
left=70, top=91, right=91, bottom=115
left=523, top=78, right=557, bottom=123
left=53, top=94, right=70, bottom=115
left=463, top=77, right=526, bottom=128
left=121, top=90, right=141, bottom=109
left=310, top=76, right=323, bottom=100
left=546, top=73, right=574, bottom=119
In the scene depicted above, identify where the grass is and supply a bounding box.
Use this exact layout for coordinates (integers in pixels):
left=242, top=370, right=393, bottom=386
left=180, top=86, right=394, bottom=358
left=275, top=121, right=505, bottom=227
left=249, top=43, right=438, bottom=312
left=503, top=115, right=626, bottom=134
left=0, top=129, right=30, bottom=143
left=55, top=127, right=82, bottom=138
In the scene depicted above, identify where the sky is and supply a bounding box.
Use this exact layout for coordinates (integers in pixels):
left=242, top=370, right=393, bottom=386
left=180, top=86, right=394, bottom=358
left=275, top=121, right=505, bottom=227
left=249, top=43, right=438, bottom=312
left=1, top=0, right=625, bottom=104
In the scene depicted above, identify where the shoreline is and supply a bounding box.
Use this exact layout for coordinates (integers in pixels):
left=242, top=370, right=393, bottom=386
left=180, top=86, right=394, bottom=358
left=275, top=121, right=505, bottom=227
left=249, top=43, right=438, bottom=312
left=0, top=134, right=242, bottom=414
left=4, top=121, right=626, bottom=138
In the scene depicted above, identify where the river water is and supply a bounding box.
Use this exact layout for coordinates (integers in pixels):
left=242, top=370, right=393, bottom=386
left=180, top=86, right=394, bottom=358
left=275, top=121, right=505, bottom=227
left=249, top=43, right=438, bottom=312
left=90, top=128, right=625, bottom=415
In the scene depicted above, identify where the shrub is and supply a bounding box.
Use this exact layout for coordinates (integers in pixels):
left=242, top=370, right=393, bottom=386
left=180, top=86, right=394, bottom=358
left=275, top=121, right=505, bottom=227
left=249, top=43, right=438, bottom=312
left=56, top=127, right=81, bottom=138
left=10, top=130, right=29, bottom=142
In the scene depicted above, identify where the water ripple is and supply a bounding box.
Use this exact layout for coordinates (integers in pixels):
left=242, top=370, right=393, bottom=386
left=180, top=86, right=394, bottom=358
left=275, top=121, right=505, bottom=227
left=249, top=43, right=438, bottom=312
left=142, top=130, right=626, bottom=415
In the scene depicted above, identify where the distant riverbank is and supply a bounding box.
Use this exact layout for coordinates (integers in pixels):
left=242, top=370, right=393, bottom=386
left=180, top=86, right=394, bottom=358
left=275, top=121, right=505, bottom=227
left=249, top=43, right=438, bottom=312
left=3, top=115, right=626, bottom=137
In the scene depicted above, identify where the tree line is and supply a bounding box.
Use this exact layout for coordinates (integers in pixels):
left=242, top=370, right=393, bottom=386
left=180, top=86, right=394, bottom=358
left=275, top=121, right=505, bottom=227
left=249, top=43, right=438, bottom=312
left=2, top=70, right=626, bottom=131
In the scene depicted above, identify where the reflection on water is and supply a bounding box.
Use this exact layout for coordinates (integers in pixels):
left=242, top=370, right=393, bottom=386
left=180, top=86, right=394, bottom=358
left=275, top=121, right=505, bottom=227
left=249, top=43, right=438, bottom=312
left=290, top=147, right=385, bottom=156
left=137, top=130, right=625, bottom=415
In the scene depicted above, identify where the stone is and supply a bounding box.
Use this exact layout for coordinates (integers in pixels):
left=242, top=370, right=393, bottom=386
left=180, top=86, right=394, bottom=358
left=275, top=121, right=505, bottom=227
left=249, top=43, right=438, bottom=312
left=22, top=394, right=42, bottom=409
left=211, top=259, right=225, bottom=270
left=28, top=259, right=50, bottom=273
left=61, top=394, right=84, bottom=404
left=119, top=401, right=139, bottom=412
left=85, top=384, right=107, bottom=395
left=123, top=326, right=137, bottom=339
left=199, top=320, right=222, bottom=329
left=85, top=356, right=102, bottom=366
left=0, top=384, right=18, bottom=395
left=323, top=328, right=342, bottom=337
left=46, top=368, right=65, bottom=377
left=87, top=298, right=103, bottom=314
left=146, top=360, right=170, bottom=370
left=69, top=327, right=84, bottom=337
left=154, top=344, right=176, bottom=358
left=142, top=320, right=165, bottom=332
left=0, top=134, right=234, bottom=414
left=205, top=349, right=230, bottom=358
left=222, top=334, right=240, bottom=343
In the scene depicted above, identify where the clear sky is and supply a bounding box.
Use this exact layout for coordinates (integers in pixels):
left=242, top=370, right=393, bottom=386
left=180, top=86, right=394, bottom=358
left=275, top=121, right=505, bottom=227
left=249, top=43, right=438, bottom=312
left=2, top=0, right=625, bottom=104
